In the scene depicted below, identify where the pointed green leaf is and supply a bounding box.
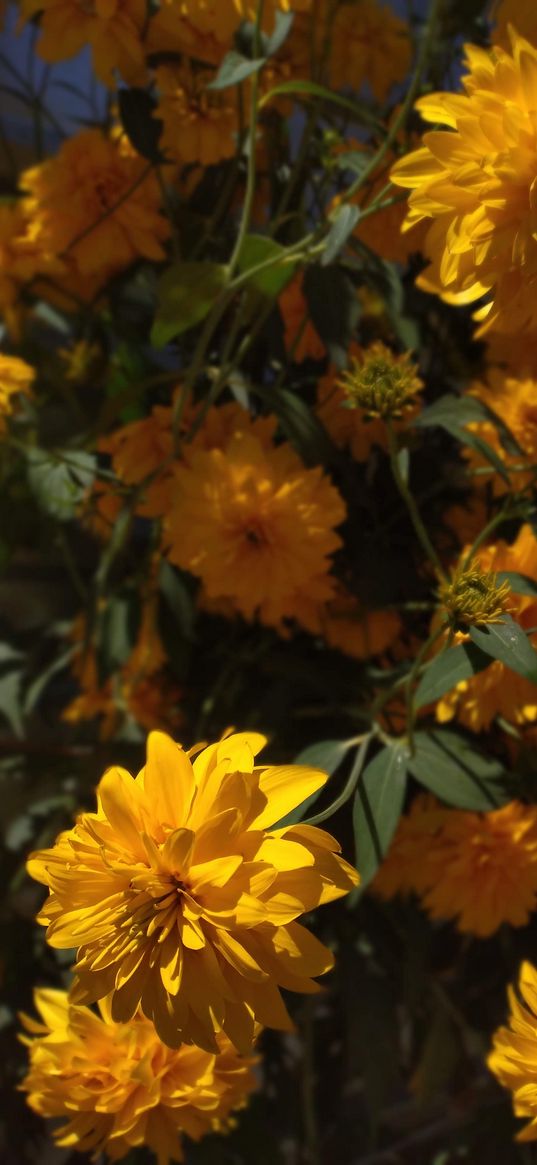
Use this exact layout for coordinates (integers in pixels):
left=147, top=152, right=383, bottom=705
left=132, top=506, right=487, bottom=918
left=353, top=744, right=408, bottom=887
left=238, top=235, right=297, bottom=297
left=468, top=613, right=537, bottom=683
left=408, top=729, right=508, bottom=810
left=322, top=204, right=360, bottom=266
left=208, top=49, right=266, bottom=90
left=496, top=572, right=537, bottom=598
left=414, top=641, right=491, bottom=709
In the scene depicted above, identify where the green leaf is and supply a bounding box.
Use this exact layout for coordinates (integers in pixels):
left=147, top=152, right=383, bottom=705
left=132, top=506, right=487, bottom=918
left=117, top=87, right=164, bottom=163
left=97, top=591, right=141, bottom=678
left=265, top=9, right=294, bottom=55
left=0, top=668, right=23, bottom=736
left=408, top=729, right=508, bottom=811
left=414, top=393, right=516, bottom=481
left=271, top=387, right=336, bottom=465
left=238, top=234, right=297, bottom=297
left=469, top=613, right=537, bottom=682
left=151, top=262, right=228, bottom=347
left=496, top=571, right=537, bottom=597
left=414, top=641, right=491, bottom=709
left=26, top=449, right=95, bottom=521
left=352, top=744, right=408, bottom=887
left=208, top=49, right=266, bottom=90
left=322, top=204, right=360, bottom=266
left=24, top=648, right=73, bottom=715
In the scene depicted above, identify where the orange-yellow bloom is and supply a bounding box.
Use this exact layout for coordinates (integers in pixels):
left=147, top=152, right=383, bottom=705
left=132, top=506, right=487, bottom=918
left=163, top=430, right=346, bottom=628
left=0, top=353, right=34, bottom=432
left=20, top=0, right=147, bottom=86
left=317, top=342, right=422, bottom=460
left=391, top=31, right=537, bottom=335
left=434, top=524, right=537, bottom=732
left=148, top=0, right=311, bottom=64
left=23, top=130, right=169, bottom=283
left=328, top=0, right=411, bottom=102
left=155, top=63, right=239, bottom=167
left=27, top=731, right=359, bottom=1052
left=493, top=0, right=537, bottom=50
left=488, top=961, right=537, bottom=1141
left=278, top=274, right=325, bottom=364
left=20, top=988, right=257, bottom=1163
left=375, top=797, right=537, bottom=937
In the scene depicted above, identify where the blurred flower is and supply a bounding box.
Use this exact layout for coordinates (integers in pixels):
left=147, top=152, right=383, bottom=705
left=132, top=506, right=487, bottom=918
left=336, top=342, right=423, bottom=421
left=328, top=0, right=411, bottom=102
left=493, top=0, right=537, bottom=49
left=0, top=202, right=63, bottom=332
left=392, top=30, right=537, bottom=335
left=82, top=480, right=123, bottom=542
left=20, top=0, right=147, bottom=86
left=20, top=988, right=257, bottom=1162
left=155, top=63, right=239, bottom=167
left=488, top=960, right=537, bottom=1140
left=434, top=525, right=537, bottom=732
left=28, top=730, right=359, bottom=1050
left=278, top=274, right=325, bottom=364
left=463, top=369, right=537, bottom=496
left=99, top=402, right=174, bottom=517
left=23, top=130, right=169, bottom=283
left=375, top=796, right=537, bottom=937
left=164, top=430, right=346, bottom=628
left=147, top=0, right=312, bottom=64
left=421, top=802, right=537, bottom=937
left=318, top=588, right=402, bottom=661
left=0, top=353, right=34, bottom=432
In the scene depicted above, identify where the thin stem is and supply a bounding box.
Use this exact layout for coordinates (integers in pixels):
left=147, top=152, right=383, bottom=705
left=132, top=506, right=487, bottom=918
left=386, top=418, right=445, bottom=578
left=304, top=733, right=372, bottom=827
left=404, top=619, right=447, bottom=749
left=227, top=0, right=265, bottom=278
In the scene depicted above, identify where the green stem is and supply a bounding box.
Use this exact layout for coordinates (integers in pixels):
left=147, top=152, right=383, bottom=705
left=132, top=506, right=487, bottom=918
left=386, top=418, right=445, bottom=578
left=404, top=619, right=448, bottom=749
left=304, top=733, right=372, bottom=826
left=227, top=0, right=265, bottom=278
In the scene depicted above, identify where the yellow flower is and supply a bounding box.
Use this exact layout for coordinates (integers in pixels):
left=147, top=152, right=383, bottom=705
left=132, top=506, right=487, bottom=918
left=0, top=202, right=63, bottom=330
left=328, top=0, right=411, bottom=102
left=0, top=352, right=35, bottom=432
left=438, top=560, right=511, bottom=627
left=20, top=0, right=147, bottom=86
left=27, top=731, right=359, bottom=1051
left=23, top=129, right=169, bottom=283
left=20, top=988, right=257, bottom=1163
left=148, top=0, right=311, bottom=64
left=319, top=588, right=402, bottom=661
left=421, top=802, right=537, bottom=937
left=488, top=961, right=537, bottom=1141
left=391, top=31, right=537, bottom=335
left=375, top=797, right=537, bottom=938
left=434, top=525, right=537, bottom=732
left=163, top=430, right=346, bottom=628
left=463, top=369, right=537, bottom=495
left=317, top=342, right=422, bottom=461
left=155, top=63, right=239, bottom=168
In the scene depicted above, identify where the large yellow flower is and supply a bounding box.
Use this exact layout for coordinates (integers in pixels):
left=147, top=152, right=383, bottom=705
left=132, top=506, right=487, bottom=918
left=20, top=988, right=257, bottom=1163
left=163, top=430, right=346, bottom=628
left=0, top=353, right=35, bottom=432
left=20, top=0, right=147, bottom=86
left=28, top=731, right=359, bottom=1052
left=488, top=961, right=537, bottom=1141
left=391, top=31, right=537, bottom=335
left=23, top=130, right=169, bottom=283
left=435, top=524, right=537, bottom=732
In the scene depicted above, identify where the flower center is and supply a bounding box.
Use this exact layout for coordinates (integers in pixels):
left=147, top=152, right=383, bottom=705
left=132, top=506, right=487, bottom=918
left=243, top=518, right=269, bottom=548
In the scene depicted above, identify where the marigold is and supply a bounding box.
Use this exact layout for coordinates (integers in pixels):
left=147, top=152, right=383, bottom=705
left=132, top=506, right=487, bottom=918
left=0, top=353, right=34, bottom=432
left=463, top=369, right=537, bottom=495
left=20, top=989, right=257, bottom=1163
left=488, top=961, right=537, bottom=1141
left=319, top=589, right=402, bottom=661
left=20, top=0, right=147, bottom=86
left=328, top=0, right=411, bottom=102
left=28, top=731, right=359, bottom=1051
left=421, top=802, right=537, bottom=937
left=374, top=797, right=537, bottom=937
left=163, top=430, right=346, bottom=628
left=0, top=202, right=63, bottom=330
left=434, top=524, right=537, bottom=732
left=391, top=31, right=537, bottom=335
left=155, top=64, right=239, bottom=167
left=23, top=130, right=169, bottom=283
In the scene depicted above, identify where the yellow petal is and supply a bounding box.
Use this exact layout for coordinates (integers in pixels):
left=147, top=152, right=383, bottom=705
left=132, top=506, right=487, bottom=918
left=250, top=765, right=328, bottom=830
left=144, top=731, right=196, bottom=828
